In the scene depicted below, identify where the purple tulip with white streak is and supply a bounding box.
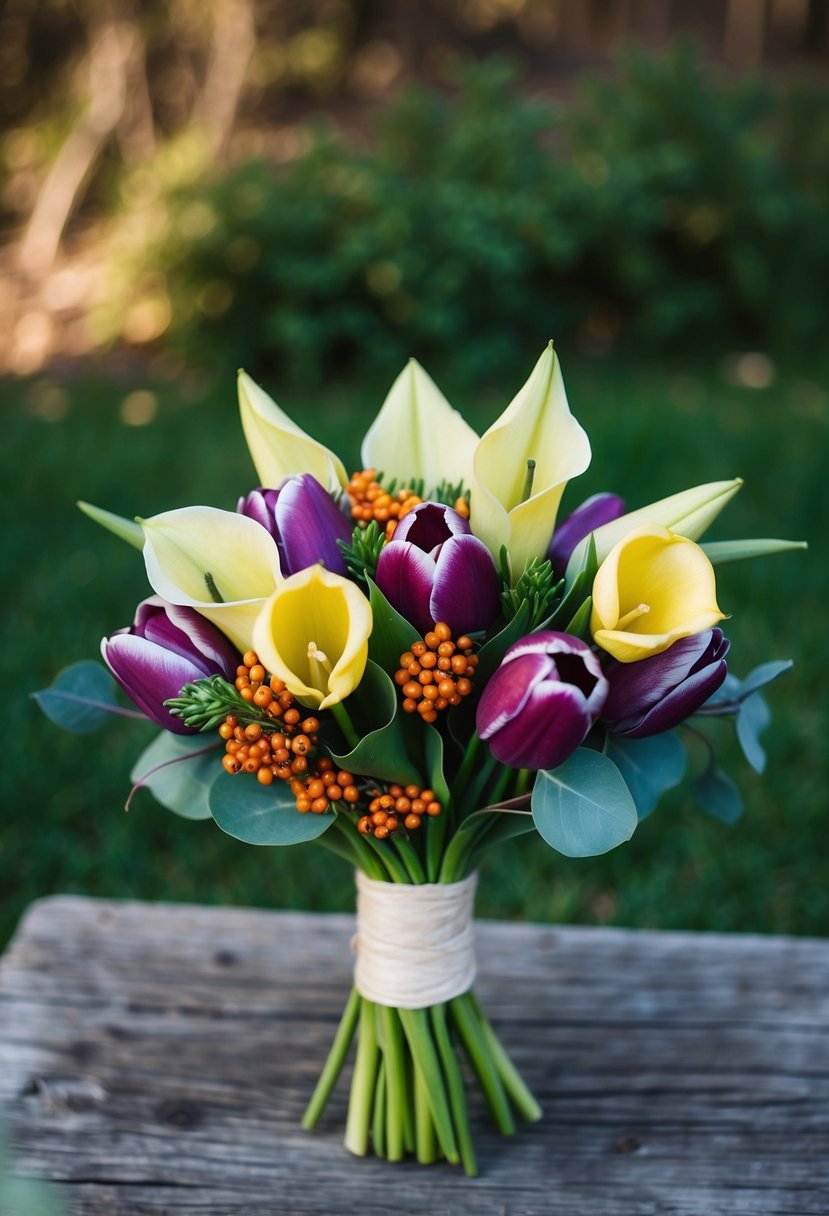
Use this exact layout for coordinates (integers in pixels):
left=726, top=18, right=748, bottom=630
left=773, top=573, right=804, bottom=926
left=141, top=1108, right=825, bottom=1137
left=602, top=628, right=729, bottom=739
left=102, top=597, right=239, bottom=734
left=237, top=474, right=352, bottom=577
left=547, top=492, right=627, bottom=578
left=477, top=631, right=608, bottom=770
left=375, top=502, right=500, bottom=636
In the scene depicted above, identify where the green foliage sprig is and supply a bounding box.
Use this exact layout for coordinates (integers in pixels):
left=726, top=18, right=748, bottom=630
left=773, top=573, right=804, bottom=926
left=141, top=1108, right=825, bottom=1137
left=500, top=552, right=563, bottom=631
left=165, top=675, right=269, bottom=731
left=338, top=520, right=385, bottom=588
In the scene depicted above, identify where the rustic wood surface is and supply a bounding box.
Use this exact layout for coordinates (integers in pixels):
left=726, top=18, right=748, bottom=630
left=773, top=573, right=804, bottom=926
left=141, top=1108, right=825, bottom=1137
left=1, top=895, right=828, bottom=1215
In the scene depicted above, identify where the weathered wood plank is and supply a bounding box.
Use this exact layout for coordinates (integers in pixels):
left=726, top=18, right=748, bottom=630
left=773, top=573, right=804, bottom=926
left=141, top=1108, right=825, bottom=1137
left=1, top=896, right=829, bottom=1215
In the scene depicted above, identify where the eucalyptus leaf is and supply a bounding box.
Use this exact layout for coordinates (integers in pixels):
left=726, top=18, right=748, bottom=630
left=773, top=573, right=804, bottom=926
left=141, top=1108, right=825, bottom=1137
left=736, top=691, right=772, bottom=774
left=531, top=748, right=637, bottom=857
left=365, top=577, right=419, bottom=671
left=332, top=661, right=421, bottom=786
left=739, top=660, right=793, bottom=699
left=691, top=758, right=743, bottom=824
left=130, top=731, right=221, bottom=819
left=604, top=730, right=686, bottom=820
left=702, top=538, right=807, bottom=564
left=209, top=772, right=333, bottom=844
left=32, top=660, right=132, bottom=734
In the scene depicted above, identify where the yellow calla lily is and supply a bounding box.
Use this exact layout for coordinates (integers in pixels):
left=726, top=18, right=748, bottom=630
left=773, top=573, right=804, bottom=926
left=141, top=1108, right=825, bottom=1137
left=470, top=342, right=591, bottom=577
left=238, top=370, right=348, bottom=492
left=253, top=565, right=372, bottom=710
left=360, top=358, right=479, bottom=490
left=591, top=525, right=726, bottom=663
left=567, top=478, right=743, bottom=577
left=141, top=506, right=282, bottom=652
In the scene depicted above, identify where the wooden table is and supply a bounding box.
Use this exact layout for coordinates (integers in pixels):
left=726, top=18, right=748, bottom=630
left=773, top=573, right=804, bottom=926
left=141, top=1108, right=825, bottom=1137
left=1, top=896, right=828, bottom=1215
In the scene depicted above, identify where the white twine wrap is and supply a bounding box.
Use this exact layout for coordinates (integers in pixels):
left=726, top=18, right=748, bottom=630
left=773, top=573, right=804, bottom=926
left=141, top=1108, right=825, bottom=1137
left=352, top=871, right=478, bottom=1009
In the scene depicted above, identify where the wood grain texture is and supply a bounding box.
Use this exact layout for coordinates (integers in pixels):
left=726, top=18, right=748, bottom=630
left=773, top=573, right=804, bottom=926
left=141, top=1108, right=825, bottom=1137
left=1, top=895, right=829, bottom=1215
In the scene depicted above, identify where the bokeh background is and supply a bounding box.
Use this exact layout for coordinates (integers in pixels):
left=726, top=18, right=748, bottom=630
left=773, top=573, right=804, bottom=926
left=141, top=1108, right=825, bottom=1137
left=3, top=0, right=828, bottom=947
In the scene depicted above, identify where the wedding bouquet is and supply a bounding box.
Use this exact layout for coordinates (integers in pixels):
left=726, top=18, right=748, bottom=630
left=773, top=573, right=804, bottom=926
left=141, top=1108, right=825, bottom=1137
left=36, top=345, right=803, bottom=1174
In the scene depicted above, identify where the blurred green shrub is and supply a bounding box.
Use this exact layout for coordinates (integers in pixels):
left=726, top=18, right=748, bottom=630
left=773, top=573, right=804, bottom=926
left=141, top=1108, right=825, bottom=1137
left=97, top=45, right=829, bottom=384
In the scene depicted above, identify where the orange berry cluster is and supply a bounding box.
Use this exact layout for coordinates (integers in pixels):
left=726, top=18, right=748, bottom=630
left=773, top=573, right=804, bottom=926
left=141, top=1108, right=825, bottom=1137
left=357, top=783, right=442, bottom=839
left=394, top=622, right=477, bottom=722
left=220, top=714, right=320, bottom=782
left=289, top=758, right=360, bottom=815
left=347, top=468, right=421, bottom=540
left=232, top=650, right=295, bottom=717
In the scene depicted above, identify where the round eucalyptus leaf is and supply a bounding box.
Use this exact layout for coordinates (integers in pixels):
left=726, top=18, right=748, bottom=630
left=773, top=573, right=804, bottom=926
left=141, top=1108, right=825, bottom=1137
left=532, top=748, right=637, bottom=857
left=209, top=773, right=333, bottom=845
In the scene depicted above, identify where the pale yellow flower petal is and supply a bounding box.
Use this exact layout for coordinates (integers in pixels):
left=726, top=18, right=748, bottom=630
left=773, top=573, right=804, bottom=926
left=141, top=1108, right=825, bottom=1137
left=253, top=565, right=372, bottom=709
left=471, top=343, right=591, bottom=575
left=238, top=370, right=347, bottom=492
left=360, top=359, right=479, bottom=490
left=141, top=506, right=282, bottom=652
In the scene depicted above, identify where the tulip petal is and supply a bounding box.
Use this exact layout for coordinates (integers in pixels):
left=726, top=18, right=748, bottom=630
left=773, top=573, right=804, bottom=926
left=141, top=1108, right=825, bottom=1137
left=477, top=652, right=551, bottom=738
left=361, top=359, right=479, bottom=490
left=273, top=475, right=352, bottom=577
left=603, top=631, right=719, bottom=721
left=141, top=506, right=282, bottom=652
left=238, top=371, right=347, bottom=493
left=548, top=492, right=626, bottom=578
left=375, top=541, right=436, bottom=635
left=568, top=479, right=743, bottom=577
left=393, top=501, right=470, bottom=549
left=615, top=659, right=728, bottom=738
left=102, top=634, right=200, bottom=734
left=471, top=343, right=591, bottom=574
left=430, top=534, right=500, bottom=635
left=488, top=680, right=592, bottom=770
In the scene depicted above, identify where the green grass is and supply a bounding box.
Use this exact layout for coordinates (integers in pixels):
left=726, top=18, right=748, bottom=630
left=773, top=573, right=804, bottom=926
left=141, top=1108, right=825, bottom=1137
left=3, top=353, right=827, bottom=947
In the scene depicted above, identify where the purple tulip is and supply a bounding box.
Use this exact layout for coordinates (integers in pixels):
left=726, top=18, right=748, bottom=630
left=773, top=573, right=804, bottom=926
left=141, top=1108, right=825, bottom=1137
left=477, top=631, right=609, bottom=770
left=602, top=628, right=729, bottom=739
left=102, top=597, right=239, bottom=734
left=376, top=502, right=500, bottom=636
left=237, top=474, right=352, bottom=577
left=548, top=492, right=627, bottom=578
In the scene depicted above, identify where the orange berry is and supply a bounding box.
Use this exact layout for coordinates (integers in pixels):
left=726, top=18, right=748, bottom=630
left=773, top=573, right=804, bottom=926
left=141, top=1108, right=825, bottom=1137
left=403, top=681, right=421, bottom=699
left=243, top=650, right=258, bottom=668
left=418, top=670, right=434, bottom=685
left=394, top=669, right=409, bottom=686
left=307, top=779, right=325, bottom=800
left=437, top=641, right=455, bottom=657
left=222, top=755, right=241, bottom=774
left=402, top=698, right=418, bottom=714
left=239, top=686, right=254, bottom=702
left=253, top=686, right=273, bottom=708
left=257, top=767, right=274, bottom=786
left=372, top=810, right=388, bottom=826
left=411, top=798, right=426, bottom=815
left=219, top=722, right=234, bottom=740
left=291, top=734, right=311, bottom=754
left=337, top=772, right=354, bottom=787
left=426, top=800, right=441, bottom=817
left=420, top=652, right=437, bottom=669
left=412, top=641, right=427, bottom=658
left=404, top=813, right=421, bottom=830
left=405, top=785, right=420, bottom=799
left=434, top=622, right=451, bottom=641
left=343, top=785, right=359, bottom=803
left=399, top=652, right=414, bottom=668
left=327, top=784, right=343, bottom=801
left=438, top=678, right=455, bottom=698
left=395, top=797, right=411, bottom=813
left=451, top=655, right=467, bottom=675
left=385, top=816, right=399, bottom=832
left=457, top=636, right=473, bottom=651
left=437, top=657, right=452, bottom=671
left=249, top=664, right=265, bottom=684
left=456, top=678, right=473, bottom=697
left=422, top=684, right=439, bottom=701
left=374, top=825, right=390, bottom=840
left=420, top=790, right=434, bottom=803
left=357, top=816, right=372, bottom=834
left=245, top=723, right=262, bottom=741
left=311, top=797, right=329, bottom=814
left=284, top=708, right=300, bottom=725
left=274, top=747, right=290, bottom=764
left=243, top=758, right=261, bottom=774
left=291, top=756, right=308, bottom=774
left=296, top=797, right=311, bottom=813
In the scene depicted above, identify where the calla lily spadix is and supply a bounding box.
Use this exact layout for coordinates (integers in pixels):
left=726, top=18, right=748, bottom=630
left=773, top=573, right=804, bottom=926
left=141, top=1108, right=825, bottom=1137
left=591, top=525, right=726, bottom=663
left=361, top=359, right=479, bottom=491
left=238, top=371, right=348, bottom=493
left=141, top=506, right=282, bottom=652
left=470, top=343, right=591, bottom=578
left=254, top=565, right=372, bottom=710
left=566, top=478, right=744, bottom=580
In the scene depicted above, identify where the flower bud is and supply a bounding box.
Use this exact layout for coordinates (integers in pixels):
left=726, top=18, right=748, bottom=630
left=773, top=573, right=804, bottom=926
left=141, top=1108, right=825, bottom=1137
left=548, top=492, right=626, bottom=578
left=376, top=501, right=500, bottom=635
left=477, top=631, right=608, bottom=770
left=102, top=597, right=238, bottom=733
left=602, top=628, right=729, bottom=738
left=237, top=474, right=352, bottom=577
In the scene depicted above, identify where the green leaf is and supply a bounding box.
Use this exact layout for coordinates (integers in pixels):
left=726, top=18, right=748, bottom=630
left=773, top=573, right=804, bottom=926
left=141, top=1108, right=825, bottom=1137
left=531, top=748, right=637, bottom=857
left=739, top=660, right=793, bottom=698
left=209, top=772, right=333, bottom=844
left=702, top=538, right=807, bottom=564
left=564, top=594, right=592, bottom=640
left=548, top=536, right=597, bottom=630
left=604, top=731, right=686, bottom=820
left=736, top=692, right=772, bottom=774
left=32, top=660, right=127, bottom=734
left=474, top=600, right=532, bottom=686
left=130, top=731, right=221, bottom=819
left=365, top=577, right=419, bottom=671
left=78, top=500, right=144, bottom=549
left=332, top=660, right=421, bottom=786
left=424, top=723, right=450, bottom=805
left=691, top=757, right=743, bottom=824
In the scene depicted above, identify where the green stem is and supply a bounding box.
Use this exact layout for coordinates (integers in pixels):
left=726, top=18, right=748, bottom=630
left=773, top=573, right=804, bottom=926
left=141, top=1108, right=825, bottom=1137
left=377, top=1005, right=408, bottom=1161
left=431, top=1003, right=477, bottom=1177
left=398, top=1008, right=459, bottom=1164
left=457, top=748, right=500, bottom=820
left=301, top=986, right=361, bottom=1130
left=414, top=1059, right=437, bottom=1164
left=514, top=767, right=532, bottom=796
left=450, top=992, right=515, bottom=1136
left=330, top=699, right=361, bottom=751
left=344, top=997, right=379, bottom=1156
left=371, top=1057, right=386, bottom=1158
left=469, top=992, right=542, bottom=1123
left=425, top=802, right=447, bottom=883
left=333, top=814, right=386, bottom=881
left=452, top=732, right=481, bottom=805
left=393, top=833, right=426, bottom=884
left=363, top=832, right=411, bottom=883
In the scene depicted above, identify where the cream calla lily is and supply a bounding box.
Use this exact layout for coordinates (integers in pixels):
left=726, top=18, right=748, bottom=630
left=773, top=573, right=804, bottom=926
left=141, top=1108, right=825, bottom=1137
left=238, top=370, right=348, bottom=493
left=470, top=343, right=591, bottom=577
left=360, top=358, right=479, bottom=489
left=253, top=565, right=372, bottom=710
left=566, top=478, right=744, bottom=578
left=591, top=525, right=726, bottom=663
left=141, top=506, right=282, bottom=652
